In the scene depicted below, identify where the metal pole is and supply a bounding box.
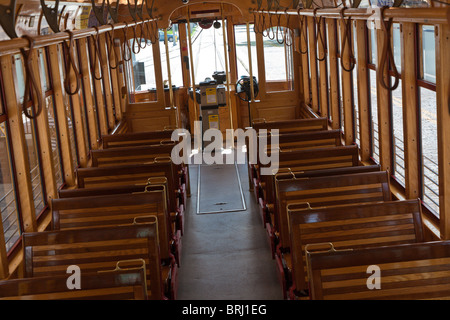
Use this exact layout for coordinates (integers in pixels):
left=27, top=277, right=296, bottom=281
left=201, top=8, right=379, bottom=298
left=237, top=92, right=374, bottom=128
left=246, top=22, right=256, bottom=103
left=186, top=8, right=199, bottom=123
left=164, top=28, right=178, bottom=128
left=221, top=3, right=234, bottom=143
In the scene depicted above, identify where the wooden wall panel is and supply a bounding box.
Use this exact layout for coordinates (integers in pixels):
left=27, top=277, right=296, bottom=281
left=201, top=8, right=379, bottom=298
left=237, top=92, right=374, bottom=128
left=436, top=24, right=450, bottom=239
left=355, top=20, right=371, bottom=161
left=1, top=55, right=37, bottom=232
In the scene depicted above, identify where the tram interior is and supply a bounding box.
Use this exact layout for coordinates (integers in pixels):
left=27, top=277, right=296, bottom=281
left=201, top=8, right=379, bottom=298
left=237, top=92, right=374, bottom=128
left=0, top=0, right=449, bottom=301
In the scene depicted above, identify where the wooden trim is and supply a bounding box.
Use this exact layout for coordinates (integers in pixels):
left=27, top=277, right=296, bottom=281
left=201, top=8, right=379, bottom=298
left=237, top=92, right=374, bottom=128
left=326, top=19, right=340, bottom=129
left=436, top=24, right=450, bottom=239
left=376, top=28, right=393, bottom=172
left=1, top=55, right=37, bottom=232
left=401, top=23, right=421, bottom=200
left=77, top=38, right=99, bottom=150
left=340, top=18, right=355, bottom=145
left=307, top=16, right=320, bottom=113
left=255, top=31, right=266, bottom=101
left=30, top=49, right=58, bottom=206
left=0, top=215, right=8, bottom=278
left=98, top=33, right=116, bottom=130
left=88, top=37, right=108, bottom=137
left=109, top=39, right=123, bottom=122
left=47, top=45, right=75, bottom=187
left=152, top=39, right=165, bottom=107
left=299, top=17, right=311, bottom=106
left=317, top=17, right=329, bottom=119
left=355, top=20, right=372, bottom=161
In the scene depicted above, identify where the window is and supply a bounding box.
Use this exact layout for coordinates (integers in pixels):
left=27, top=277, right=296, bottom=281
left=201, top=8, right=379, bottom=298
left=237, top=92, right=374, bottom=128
left=234, top=24, right=259, bottom=82
left=0, top=122, right=21, bottom=252
left=353, top=22, right=360, bottom=146
left=419, top=25, right=438, bottom=215
left=263, top=27, right=294, bottom=92
left=13, top=54, right=47, bottom=217
left=160, top=27, right=183, bottom=88
left=369, top=69, right=379, bottom=163
left=131, top=39, right=157, bottom=100
left=38, top=49, right=64, bottom=188
left=57, top=44, right=79, bottom=169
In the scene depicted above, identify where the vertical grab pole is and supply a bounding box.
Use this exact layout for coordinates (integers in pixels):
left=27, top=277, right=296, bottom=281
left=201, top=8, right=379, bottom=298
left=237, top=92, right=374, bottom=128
left=164, top=28, right=179, bottom=128
left=186, top=7, right=199, bottom=124
left=246, top=22, right=256, bottom=103
left=221, top=3, right=234, bottom=145
left=246, top=22, right=256, bottom=126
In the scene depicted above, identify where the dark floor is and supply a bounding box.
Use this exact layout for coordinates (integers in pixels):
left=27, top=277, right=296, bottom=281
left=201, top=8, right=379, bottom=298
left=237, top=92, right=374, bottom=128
left=176, top=162, right=284, bottom=300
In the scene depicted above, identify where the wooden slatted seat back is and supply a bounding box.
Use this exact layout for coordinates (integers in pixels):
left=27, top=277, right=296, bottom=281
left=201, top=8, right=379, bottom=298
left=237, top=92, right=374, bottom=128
left=51, top=191, right=172, bottom=261
left=262, top=129, right=342, bottom=153
left=102, top=130, right=174, bottom=149
left=57, top=178, right=183, bottom=240
left=252, top=117, right=328, bottom=134
left=23, top=222, right=164, bottom=300
left=91, top=143, right=176, bottom=167
left=258, top=145, right=360, bottom=207
left=307, top=241, right=450, bottom=300
left=288, top=200, right=424, bottom=294
left=0, top=265, right=148, bottom=300
left=276, top=171, right=392, bottom=249
left=76, top=161, right=180, bottom=213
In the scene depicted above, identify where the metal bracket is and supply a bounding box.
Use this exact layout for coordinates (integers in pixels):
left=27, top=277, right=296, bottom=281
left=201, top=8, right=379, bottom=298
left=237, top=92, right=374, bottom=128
left=0, top=0, right=18, bottom=38
left=40, top=0, right=61, bottom=34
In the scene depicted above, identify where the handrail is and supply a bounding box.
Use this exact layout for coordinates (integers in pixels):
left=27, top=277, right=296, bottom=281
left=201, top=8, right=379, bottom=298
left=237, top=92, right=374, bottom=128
left=250, top=7, right=449, bottom=24
left=0, top=19, right=158, bottom=58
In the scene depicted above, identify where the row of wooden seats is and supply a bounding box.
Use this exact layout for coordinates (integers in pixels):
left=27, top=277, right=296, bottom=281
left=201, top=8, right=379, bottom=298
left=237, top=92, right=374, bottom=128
left=251, top=118, right=428, bottom=300
left=0, top=130, right=184, bottom=300
left=0, top=264, right=149, bottom=300
left=306, top=240, right=450, bottom=300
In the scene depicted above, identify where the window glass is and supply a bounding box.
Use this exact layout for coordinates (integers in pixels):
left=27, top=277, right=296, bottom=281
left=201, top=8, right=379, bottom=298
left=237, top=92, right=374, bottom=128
left=13, top=55, right=47, bottom=216
left=0, top=122, right=21, bottom=252
left=369, top=69, right=379, bottom=163
left=421, top=25, right=436, bottom=83
left=420, top=87, right=438, bottom=215
left=392, top=78, right=405, bottom=185
left=234, top=24, right=259, bottom=82
left=159, top=27, right=183, bottom=88
left=131, top=39, right=157, bottom=100
left=263, top=27, right=294, bottom=91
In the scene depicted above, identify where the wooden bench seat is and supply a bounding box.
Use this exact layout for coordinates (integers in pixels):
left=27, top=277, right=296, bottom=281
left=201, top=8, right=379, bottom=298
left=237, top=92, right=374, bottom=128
left=22, top=222, right=167, bottom=300
left=51, top=191, right=173, bottom=263
left=270, top=170, right=390, bottom=298
left=287, top=200, right=424, bottom=298
left=102, top=130, right=175, bottom=149
left=250, top=129, right=343, bottom=196
left=307, top=241, right=450, bottom=300
left=76, top=161, right=182, bottom=215
left=58, top=177, right=184, bottom=236
left=261, top=166, right=381, bottom=256
left=248, top=117, right=329, bottom=190
left=0, top=263, right=148, bottom=300
left=252, top=117, right=329, bottom=134
left=277, top=170, right=392, bottom=250
left=90, top=143, right=190, bottom=202
left=256, top=145, right=360, bottom=219
left=91, top=143, right=176, bottom=167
